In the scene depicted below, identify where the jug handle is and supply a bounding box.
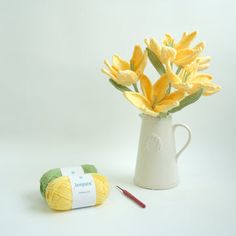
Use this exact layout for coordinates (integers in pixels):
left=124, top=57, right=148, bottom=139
left=172, top=123, right=192, bottom=160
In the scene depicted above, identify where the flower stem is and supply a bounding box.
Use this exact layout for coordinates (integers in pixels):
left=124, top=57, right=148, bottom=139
left=166, top=83, right=171, bottom=94
left=133, top=83, right=139, bottom=92
left=176, top=66, right=181, bottom=75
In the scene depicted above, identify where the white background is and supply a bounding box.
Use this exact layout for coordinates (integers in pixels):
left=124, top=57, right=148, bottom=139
left=0, top=0, right=235, bottom=235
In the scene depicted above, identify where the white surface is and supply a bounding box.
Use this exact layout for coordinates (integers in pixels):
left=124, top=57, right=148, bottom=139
left=1, top=138, right=235, bottom=236
left=0, top=0, right=236, bottom=235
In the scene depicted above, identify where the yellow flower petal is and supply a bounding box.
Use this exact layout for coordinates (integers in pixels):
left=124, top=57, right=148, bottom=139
left=104, top=59, right=118, bottom=75
left=130, top=45, right=143, bottom=70
left=191, top=80, right=220, bottom=96
left=117, top=70, right=138, bottom=86
left=184, top=61, right=199, bottom=75
left=162, top=34, right=175, bottom=47
left=203, top=83, right=221, bottom=96
left=123, top=92, right=150, bottom=107
left=139, top=74, right=152, bottom=102
left=175, top=31, right=198, bottom=50
left=175, top=49, right=199, bottom=66
left=112, top=55, right=130, bottom=71
left=185, top=80, right=220, bottom=96
left=196, top=56, right=211, bottom=71
left=165, top=91, right=187, bottom=102
left=101, top=68, right=117, bottom=81
left=161, top=46, right=177, bottom=64
left=166, top=68, right=182, bottom=84
left=152, top=74, right=170, bottom=102
left=142, top=109, right=160, bottom=117
left=145, top=38, right=161, bottom=59
left=154, top=99, right=179, bottom=113
left=191, top=73, right=213, bottom=83
left=197, top=56, right=211, bottom=65
left=172, top=81, right=194, bottom=94
left=175, top=49, right=194, bottom=61
left=193, top=42, right=205, bottom=51
left=123, top=92, right=157, bottom=116
left=197, top=63, right=210, bottom=71
left=135, top=50, right=148, bottom=76
left=185, top=84, right=201, bottom=94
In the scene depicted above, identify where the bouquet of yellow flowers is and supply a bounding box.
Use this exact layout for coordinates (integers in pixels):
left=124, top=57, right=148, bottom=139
left=102, top=31, right=220, bottom=117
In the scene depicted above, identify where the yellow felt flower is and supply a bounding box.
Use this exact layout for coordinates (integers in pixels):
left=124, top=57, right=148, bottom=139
left=145, top=31, right=207, bottom=69
left=102, top=45, right=147, bottom=86
left=123, top=74, right=186, bottom=117
left=195, top=56, right=211, bottom=71
left=164, top=31, right=207, bottom=67
left=168, top=61, right=221, bottom=96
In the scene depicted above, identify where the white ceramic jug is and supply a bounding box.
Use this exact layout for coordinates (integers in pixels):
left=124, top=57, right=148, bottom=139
left=134, top=114, right=191, bottom=189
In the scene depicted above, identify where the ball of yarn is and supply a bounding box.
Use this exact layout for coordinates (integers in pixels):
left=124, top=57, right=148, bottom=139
left=40, top=164, right=97, bottom=198
left=45, top=173, right=109, bottom=211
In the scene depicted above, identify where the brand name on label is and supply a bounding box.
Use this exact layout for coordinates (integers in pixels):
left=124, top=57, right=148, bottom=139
left=74, top=182, right=92, bottom=188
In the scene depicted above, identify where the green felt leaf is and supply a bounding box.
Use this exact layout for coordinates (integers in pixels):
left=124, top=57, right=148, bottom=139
left=109, top=79, right=132, bottom=92
left=147, top=48, right=166, bottom=75
left=169, top=88, right=203, bottom=113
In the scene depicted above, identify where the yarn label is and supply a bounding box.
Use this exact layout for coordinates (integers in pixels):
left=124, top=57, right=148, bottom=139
left=60, top=166, right=84, bottom=177
left=69, top=175, right=96, bottom=209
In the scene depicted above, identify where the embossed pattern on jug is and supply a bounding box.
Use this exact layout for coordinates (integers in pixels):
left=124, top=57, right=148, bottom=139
left=145, top=133, right=162, bottom=152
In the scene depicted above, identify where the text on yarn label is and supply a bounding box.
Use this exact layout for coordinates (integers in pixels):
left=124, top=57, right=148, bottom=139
left=69, top=175, right=96, bottom=209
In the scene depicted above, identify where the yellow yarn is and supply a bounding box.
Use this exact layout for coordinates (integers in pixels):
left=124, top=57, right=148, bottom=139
left=45, top=173, right=109, bottom=211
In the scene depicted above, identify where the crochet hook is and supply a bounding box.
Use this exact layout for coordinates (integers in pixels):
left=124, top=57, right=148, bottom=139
left=116, top=186, right=146, bottom=208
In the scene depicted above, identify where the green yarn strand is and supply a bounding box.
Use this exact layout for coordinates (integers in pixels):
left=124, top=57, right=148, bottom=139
left=40, top=168, right=61, bottom=197
left=81, top=164, right=97, bottom=174
left=40, top=165, right=98, bottom=198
